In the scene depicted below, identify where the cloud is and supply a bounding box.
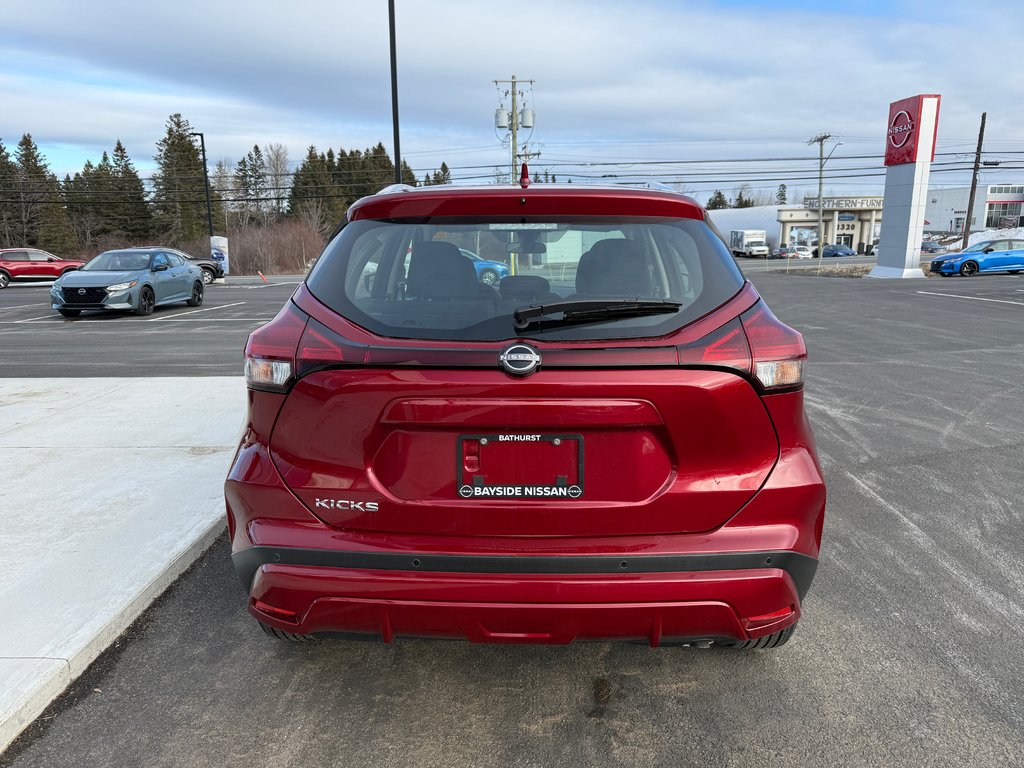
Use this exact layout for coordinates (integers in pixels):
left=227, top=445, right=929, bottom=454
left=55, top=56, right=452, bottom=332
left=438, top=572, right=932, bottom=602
left=0, top=0, right=1018, bottom=197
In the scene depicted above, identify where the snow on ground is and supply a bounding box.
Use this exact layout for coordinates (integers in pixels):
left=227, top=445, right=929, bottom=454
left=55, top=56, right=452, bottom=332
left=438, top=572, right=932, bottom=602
left=967, top=227, right=1024, bottom=247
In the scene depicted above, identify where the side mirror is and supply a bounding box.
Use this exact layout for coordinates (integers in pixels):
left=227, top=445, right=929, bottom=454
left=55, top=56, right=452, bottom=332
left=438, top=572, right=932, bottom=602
left=153, top=264, right=169, bottom=272
left=47, top=256, right=57, bottom=262
left=982, top=247, right=995, bottom=253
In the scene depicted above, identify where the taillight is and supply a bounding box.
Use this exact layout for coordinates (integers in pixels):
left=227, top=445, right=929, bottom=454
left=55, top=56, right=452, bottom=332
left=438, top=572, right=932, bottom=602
left=741, top=302, right=806, bottom=391
left=676, top=318, right=752, bottom=372
left=243, top=302, right=309, bottom=392
left=295, top=318, right=366, bottom=376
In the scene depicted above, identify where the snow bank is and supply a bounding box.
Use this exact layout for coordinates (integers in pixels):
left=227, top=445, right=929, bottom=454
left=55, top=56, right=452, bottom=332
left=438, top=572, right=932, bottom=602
left=967, top=227, right=1024, bottom=247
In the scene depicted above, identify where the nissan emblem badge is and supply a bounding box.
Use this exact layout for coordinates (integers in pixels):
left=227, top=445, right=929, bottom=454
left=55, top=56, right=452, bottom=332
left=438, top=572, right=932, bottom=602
left=499, top=343, right=541, bottom=376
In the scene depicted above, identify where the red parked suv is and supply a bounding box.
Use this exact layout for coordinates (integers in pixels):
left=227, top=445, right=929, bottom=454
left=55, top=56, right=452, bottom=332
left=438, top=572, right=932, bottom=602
left=0, top=248, right=85, bottom=288
left=226, top=181, right=826, bottom=649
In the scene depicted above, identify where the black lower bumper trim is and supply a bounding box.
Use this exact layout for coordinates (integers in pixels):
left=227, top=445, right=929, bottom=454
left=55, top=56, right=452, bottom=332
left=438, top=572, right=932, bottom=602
left=233, top=547, right=818, bottom=601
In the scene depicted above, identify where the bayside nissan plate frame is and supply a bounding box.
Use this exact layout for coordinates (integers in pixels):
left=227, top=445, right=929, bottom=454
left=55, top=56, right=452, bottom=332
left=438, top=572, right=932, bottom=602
left=457, top=433, right=585, bottom=499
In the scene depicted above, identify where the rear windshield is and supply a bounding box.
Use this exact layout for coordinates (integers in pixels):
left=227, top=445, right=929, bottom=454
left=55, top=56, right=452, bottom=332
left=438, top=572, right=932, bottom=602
left=305, top=217, right=745, bottom=341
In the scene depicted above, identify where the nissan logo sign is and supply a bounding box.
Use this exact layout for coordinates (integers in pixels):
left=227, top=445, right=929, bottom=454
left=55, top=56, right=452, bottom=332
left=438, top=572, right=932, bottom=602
left=498, top=343, right=541, bottom=376
left=888, top=110, right=915, bottom=148
left=77, top=288, right=86, bottom=295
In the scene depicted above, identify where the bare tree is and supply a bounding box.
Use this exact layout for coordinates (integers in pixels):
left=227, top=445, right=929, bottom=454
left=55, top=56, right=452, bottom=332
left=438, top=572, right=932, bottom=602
left=264, top=143, right=290, bottom=219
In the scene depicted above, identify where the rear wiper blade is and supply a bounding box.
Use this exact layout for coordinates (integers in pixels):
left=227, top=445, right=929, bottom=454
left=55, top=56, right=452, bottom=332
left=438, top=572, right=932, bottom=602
left=514, top=298, right=682, bottom=330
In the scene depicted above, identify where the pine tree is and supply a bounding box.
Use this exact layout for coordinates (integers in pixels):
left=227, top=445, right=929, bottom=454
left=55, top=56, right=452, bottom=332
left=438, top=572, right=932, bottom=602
left=400, top=160, right=417, bottom=185
left=234, top=144, right=268, bottom=227
left=151, top=114, right=209, bottom=242
left=111, top=140, right=152, bottom=241
left=706, top=190, right=729, bottom=210
left=288, top=145, right=335, bottom=235
left=0, top=138, right=20, bottom=246
left=13, top=134, right=50, bottom=246
left=776, top=184, right=788, bottom=205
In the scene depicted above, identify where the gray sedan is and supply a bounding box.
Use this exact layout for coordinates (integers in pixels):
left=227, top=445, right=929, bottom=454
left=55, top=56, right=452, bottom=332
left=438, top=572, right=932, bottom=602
left=50, top=248, right=204, bottom=318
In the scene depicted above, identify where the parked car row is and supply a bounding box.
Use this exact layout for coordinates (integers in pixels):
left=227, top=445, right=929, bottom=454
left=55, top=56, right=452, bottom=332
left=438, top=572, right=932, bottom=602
left=0, top=245, right=227, bottom=317
left=770, top=245, right=814, bottom=259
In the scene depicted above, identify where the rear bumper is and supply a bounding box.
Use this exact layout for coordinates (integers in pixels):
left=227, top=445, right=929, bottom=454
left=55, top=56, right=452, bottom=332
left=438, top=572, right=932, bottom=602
left=236, top=548, right=813, bottom=645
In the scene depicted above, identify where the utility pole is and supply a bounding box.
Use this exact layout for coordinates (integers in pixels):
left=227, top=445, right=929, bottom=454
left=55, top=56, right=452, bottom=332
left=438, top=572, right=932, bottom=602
left=494, top=76, right=537, bottom=182
left=961, top=112, right=986, bottom=251
left=808, top=133, right=831, bottom=260
left=808, top=133, right=842, bottom=270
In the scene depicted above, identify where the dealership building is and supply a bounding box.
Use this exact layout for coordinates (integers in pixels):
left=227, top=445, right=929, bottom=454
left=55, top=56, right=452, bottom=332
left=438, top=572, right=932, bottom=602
left=923, top=184, right=1024, bottom=233
left=777, top=196, right=884, bottom=253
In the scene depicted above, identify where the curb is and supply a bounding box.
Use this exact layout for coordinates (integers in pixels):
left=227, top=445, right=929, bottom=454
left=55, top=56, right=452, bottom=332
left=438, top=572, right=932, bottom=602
left=0, top=513, right=227, bottom=753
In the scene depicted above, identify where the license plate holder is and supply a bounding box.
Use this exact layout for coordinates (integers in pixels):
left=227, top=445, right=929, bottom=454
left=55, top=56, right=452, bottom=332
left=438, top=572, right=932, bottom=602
left=457, top=433, right=584, bottom=500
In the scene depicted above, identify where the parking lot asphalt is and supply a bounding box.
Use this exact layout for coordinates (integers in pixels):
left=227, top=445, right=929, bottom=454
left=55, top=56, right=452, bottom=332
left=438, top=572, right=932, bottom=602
left=3, top=270, right=1024, bottom=767
left=0, top=277, right=303, bottom=377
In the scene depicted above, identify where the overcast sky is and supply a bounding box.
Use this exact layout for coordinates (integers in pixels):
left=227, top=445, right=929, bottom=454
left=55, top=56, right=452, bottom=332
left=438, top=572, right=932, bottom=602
left=3, top=0, right=1022, bottom=202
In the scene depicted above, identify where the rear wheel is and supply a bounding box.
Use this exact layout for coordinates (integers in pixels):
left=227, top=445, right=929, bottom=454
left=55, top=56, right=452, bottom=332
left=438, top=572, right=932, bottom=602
left=0, top=271, right=9, bottom=289
left=959, top=261, right=979, bottom=277
left=201, top=268, right=215, bottom=285
left=58, top=308, right=81, bottom=318
left=186, top=281, right=204, bottom=307
left=135, top=287, right=155, bottom=316
left=258, top=621, right=314, bottom=642
left=479, top=268, right=499, bottom=286
left=723, top=625, right=796, bottom=650
left=1009, top=271, right=1021, bottom=275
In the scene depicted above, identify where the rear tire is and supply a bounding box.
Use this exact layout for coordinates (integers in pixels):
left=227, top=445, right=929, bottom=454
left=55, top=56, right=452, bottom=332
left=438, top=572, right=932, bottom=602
left=201, top=268, right=215, bottom=285
left=258, top=621, right=314, bottom=642
left=135, top=287, right=155, bottom=316
left=186, top=281, right=204, bottom=307
left=58, top=308, right=81, bottom=317
left=0, top=271, right=9, bottom=289
left=724, top=624, right=796, bottom=650
left=479, top=269, right=499, bottom=286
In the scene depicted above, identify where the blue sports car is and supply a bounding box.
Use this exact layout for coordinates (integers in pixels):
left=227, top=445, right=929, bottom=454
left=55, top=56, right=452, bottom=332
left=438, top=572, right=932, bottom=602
left=929, top=239, right=1024, bottom=277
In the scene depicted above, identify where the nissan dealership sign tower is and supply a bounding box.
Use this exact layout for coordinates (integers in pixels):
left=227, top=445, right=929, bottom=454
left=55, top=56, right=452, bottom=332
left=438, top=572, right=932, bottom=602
left=868, top=94, right=941, bottom=279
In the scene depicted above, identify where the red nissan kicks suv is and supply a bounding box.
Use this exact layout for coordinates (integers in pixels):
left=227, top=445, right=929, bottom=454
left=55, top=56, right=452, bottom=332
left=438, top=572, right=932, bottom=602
left=226, top=181, right=825, bottom=648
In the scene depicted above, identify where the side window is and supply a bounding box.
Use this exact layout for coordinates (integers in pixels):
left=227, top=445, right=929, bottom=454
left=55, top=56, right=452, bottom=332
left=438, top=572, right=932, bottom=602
left=27, top=251, right=49, bottom=262
left=167, top=254, right=184, bottom=267
left=152, top=253, right=170, bottom=270
left=990, top=240, right=1010, bottom=252
left=3, top=251, right=28, bottom=261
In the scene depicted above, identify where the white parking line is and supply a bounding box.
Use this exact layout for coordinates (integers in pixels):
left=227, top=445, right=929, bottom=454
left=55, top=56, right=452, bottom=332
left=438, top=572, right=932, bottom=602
left=916, top=291, right=1024, bottom=307
left=245, top=281, right=304, bottom=289
left=13, top=315, right=58, bottom=323
left=0, top=303, right=52, bottom=312
left=147, top=302, right=246, bottom=321
left=143, top=317, right=274, bottom=323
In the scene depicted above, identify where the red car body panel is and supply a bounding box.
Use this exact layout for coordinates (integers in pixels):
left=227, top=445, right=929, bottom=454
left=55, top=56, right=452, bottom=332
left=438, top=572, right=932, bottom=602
left=226, top=185, right=826, bottom=645
left=0, top=249, right=85, bottom=284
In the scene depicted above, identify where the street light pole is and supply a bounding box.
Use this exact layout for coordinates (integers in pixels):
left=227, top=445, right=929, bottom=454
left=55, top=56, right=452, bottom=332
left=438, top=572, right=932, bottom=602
left=388, top=0, right=402, bottom=185
left=190, top=131, right=214, bottom=238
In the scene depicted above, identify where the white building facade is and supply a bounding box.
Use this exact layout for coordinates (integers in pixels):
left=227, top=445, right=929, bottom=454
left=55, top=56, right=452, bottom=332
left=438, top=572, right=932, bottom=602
left=924, top=184, right=1024, bottom=234
left=777, top=196, right=884, bottom=253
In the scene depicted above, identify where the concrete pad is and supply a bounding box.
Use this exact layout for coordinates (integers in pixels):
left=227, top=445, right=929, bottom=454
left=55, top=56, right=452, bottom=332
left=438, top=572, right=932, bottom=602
left=0, top=377, right=246, bottom=752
